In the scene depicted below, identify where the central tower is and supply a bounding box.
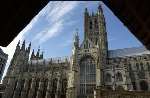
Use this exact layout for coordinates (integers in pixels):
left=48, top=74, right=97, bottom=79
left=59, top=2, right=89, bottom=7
left=67, top=3, right=108, bottom=98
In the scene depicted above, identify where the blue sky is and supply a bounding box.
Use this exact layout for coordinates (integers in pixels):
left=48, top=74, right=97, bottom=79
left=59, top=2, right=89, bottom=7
left=1, top=1, right=143, bottom=78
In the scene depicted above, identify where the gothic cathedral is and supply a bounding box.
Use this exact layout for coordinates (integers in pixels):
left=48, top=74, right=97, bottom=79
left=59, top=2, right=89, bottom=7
left=2, top=3, right=150, bottom=98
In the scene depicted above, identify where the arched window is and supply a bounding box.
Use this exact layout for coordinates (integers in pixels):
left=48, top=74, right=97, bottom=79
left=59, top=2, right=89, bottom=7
left=136, top=63, right=140, bottom=70
left=132, top=82, right=137, bottom=90
left=95, top=38, right=98, bottom=45
left=89, top=21, right=92, bottom=29
left=51, top=78, right=57, bottom=98
left=147, top=62, right=150, bottom=71
left=61, top=79, right=67, bottom=98
left=94, top=19, right=98, bottom=29
left=128, top=63, right=132, bottom=71
left=34, top=78, right=40, bottom=98
left=27, top=79, right=32, bottom=97
left=79, top=55, right=96, bottom=97
left=19, top=79, right=25, bottom=97
left=116, top=72, right=123, bottom=82
left=52, top=78, right=57, bottom=93
left=105, top=73, right=112, bottom=82
left=140, top=80, right=148, bottom=91
left=140, top=62, right=144, bottom=70
left=42, top=79, right=48, bottom=98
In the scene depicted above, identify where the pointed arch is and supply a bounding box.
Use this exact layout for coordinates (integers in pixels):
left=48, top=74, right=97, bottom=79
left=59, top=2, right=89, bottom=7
left=116, top=72, right=123, bottom=82
left=147, top=62, right=150, bottom=71
left=105, top=73, right=112, bottom=82
left=140, top=80, right=148, bottom=91
left=79, top=54, right=96, bottom=64
left=61, top=79, right=67, bottom=98
left=136, top=63, right=140, bottom=70
left=79, top=54, right=96, bottom=97
left=140, top=62, right=144, bottom=70
left=43, top=78, right=48, bottom=98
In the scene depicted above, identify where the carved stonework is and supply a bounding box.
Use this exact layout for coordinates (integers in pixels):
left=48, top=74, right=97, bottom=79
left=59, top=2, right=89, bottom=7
left=1, top=3, right=150, bottom=98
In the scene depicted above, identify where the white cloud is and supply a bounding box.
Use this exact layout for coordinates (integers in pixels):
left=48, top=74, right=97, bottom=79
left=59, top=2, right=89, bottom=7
left=47, top=2, right=79, bottom=23
left=60, top=39, right=73, bottom=47
left=38, top=20, right=64, bottom=44
left=32, top=1, right=80, bottom=45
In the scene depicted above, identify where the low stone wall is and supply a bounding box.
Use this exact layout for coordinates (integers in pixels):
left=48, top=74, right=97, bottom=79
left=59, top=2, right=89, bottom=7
left=94, top=88, right=150, bottom=98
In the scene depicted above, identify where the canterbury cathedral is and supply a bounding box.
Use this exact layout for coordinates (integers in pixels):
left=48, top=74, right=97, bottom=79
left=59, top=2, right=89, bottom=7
left=2, top=3, right=150, bottom=98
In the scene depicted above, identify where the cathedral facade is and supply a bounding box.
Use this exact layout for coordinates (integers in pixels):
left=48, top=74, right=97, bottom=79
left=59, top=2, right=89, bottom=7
left=2, top=4, right=150, bottom=98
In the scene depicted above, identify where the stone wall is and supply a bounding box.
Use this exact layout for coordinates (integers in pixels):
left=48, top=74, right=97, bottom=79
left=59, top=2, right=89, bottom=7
left=94, top=88, right=150, bottom=98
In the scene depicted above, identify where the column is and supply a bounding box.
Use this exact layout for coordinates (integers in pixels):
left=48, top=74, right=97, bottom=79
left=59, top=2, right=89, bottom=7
left=36, top=78, right=45, bottom=98
left=21, top=79, right=30, bottom=98
left=45, top=79, right=52, bottom=98
left=28, top=78, right=36, bottom=98
left=2, top=77, right=16, bottom=98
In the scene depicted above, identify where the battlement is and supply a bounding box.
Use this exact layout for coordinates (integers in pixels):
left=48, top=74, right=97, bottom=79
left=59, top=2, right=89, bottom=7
left=28, top=56, right=70, bottom=65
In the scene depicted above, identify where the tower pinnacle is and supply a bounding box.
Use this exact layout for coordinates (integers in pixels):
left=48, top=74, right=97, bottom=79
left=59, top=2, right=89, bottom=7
left=27, top=42, right=31, bottom=52
left=73, top=29, right=79, bottom=49
left=21, top=40, right=25, bottom=51
left=16, top=40, right=20, bottom=50
left=98, top=1, right=103, bottom=13
left=17, top=40, right=20, bottom=46
left=36, top=46, right=40, bottom=58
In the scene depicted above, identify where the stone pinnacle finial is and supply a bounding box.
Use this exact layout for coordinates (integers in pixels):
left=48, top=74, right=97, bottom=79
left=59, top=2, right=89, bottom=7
left=98, top=1, right=103, bottom=12
left=32, top=49, right=34, bottom=54
left=36, top=46, right=40, bottom=58
left=29, top=42, right=31, bottom=47
left=31, top=49, right=35, bottom=58
left=21, top=40, right=25, bottom=50
left=17, top=40, right=20, bottom=45
left=85, top=8, right=88, bottom=12
left=75, top=28, right=79, bottom=35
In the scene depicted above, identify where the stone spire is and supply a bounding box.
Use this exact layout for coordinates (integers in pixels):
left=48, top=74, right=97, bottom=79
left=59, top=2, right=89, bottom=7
left=21, top=40, right=25, bottom=51
left=84, top=7, right=89, bottom=39
left=16, top=40, right=20, bottom=52
left=28, top=42, right=31, bottom=52
left=30, top=49, right=35, bottom=60
left=17, top=40, right=20, bottom=47
left=36, top=47, right=40, bottom=59
left=40, top=51, right=43, bottom=59
left=73, top=29, right=79, bottom=49
left=85, top=8, right=88, bottom=14
left=9, top=40, right=21, bottom=66
left=98, top=1, right=103, bottom=13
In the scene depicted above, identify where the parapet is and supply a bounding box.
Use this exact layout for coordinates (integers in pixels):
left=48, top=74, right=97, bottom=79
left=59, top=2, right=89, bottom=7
left=28, top=56, right=70, bottom=65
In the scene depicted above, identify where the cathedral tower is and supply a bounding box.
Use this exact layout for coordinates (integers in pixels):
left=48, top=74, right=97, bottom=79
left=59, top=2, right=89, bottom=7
left=77, top=3, right=108, bottom=98
left=83, top=2, right=108, bottom=88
